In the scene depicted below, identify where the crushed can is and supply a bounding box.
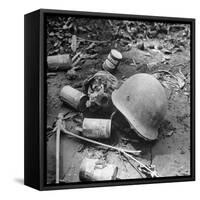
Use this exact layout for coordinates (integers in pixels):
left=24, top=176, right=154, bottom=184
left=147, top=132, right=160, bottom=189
left=60, top=85, right=88, bottom=112
left=82, top=118, right=111, bottom=139
left=79, top=158, right=118, bottom=181
left=103, top=49, right=122, bottom=73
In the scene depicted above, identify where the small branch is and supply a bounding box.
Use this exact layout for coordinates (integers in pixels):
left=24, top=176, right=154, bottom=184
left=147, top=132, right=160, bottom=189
left=60, top=126, right=141, bottom=156
left=122, top=154, right=144, bottom=178
left=56, top=127, right=60, bottom=184
left=77, top=36, right=109, bottom=44
left=123, top=152, right=159, bottom=178
left=61, top=127, right=159, bottom=177
left=152, top=70, right=177, bottom=80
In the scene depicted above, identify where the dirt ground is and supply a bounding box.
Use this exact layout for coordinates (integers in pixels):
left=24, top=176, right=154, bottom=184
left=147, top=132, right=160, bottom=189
left=46, top=18, right=191, bottom=184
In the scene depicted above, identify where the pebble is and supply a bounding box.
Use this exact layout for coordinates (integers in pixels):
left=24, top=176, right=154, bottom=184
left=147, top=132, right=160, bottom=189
left=180, top=149, right=185, bottom=154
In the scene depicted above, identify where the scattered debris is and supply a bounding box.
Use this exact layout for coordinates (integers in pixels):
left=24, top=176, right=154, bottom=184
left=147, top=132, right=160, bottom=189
left=166, top=130, right=174, bottom=137
left=138, top=164, right=159, bottom=178
left=66, top=68, right=78, bottom=80
left=162, top=48, right=172, bottom=55
left=169, top=25, right=185, bottom=32
left=46, top=17, right=191, bottom=183
left=61, top=121, right=141, bottom=156
left=153, top=69, right=186, bottom=91
left=180, top=149, right=185, bottom=155
left=147, top=61, right=158, bottom=70
left=71, top=35, right=78, bottom=53
left=59, top=119, right=158, bottom=178
left=63, top=111, right=79, bottom=121
left=47, top=72, right=57, bottom=77
left=157, top=44, right=163, bottom=50
left=163, top=55, right=171, bottom=61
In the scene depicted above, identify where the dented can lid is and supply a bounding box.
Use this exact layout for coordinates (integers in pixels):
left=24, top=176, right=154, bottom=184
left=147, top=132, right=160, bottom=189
left=110, top=49, right=123, bottom=60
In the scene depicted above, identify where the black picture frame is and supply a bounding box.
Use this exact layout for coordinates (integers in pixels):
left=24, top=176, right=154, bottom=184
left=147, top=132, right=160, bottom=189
left=24, top=9, right=195, bottom=191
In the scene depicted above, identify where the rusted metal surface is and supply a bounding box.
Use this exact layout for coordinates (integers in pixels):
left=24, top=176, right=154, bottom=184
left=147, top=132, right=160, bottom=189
left=60, top=85, right=88, bottom=112
left=82, top=118, right=111, bottom=139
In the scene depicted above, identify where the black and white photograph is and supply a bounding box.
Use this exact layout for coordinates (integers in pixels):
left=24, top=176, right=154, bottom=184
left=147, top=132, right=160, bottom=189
left=45, top=13, right=194, bottom=185
left=1, top=0, right=200, bottom=197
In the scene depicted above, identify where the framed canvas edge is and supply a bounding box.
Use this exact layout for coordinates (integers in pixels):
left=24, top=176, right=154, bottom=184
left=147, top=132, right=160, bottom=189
left=35, top=9, right=195, bottom=191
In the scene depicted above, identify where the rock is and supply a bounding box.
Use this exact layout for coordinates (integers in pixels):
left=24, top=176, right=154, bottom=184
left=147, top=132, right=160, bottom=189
left=147, top=44, right=155, bottom=49
left=136, top=42, right=145, bottom=50
left=66, top=69, right=78, bottom=80
left=164, top=55, right=171, bottom=60
left=157, top=44, right=163, bottom=50
left=169, top=25, right=185, bottom=32
left=162, top=48, right=172, bottom=55
left=148, top=30, right=157, bottom=38
left=147, top=62, right=157, bottom=70
left=180, top=149, right=185, bottom=155
left=72, top=82, right=83, bottom=88
left=166, top=130, right=174, bottom=137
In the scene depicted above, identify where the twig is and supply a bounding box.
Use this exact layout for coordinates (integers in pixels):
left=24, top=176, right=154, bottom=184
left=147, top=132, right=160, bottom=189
left=56, top=126, right=60, bottom=184
left=77, top=36, right=109, bottom=44
left=61, top=127, right=159, bottom=177
left=60, top=126, right=141, bottom=156
left=152, top=69, right=177, bottom=80
left=52, top=113, right=159, bottom=178
left=123, top=151, right=159, bottom=178
left=47, top=72, right=57, bottom=77
left=122, top=153, right=144, bottom=178
left=55, top=113, right=66, bottom=184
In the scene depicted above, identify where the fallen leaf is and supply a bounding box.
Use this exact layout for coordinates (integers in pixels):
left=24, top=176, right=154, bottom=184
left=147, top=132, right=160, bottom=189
left=86, top=42, right=96, bottom=50
left=136, top=42, right=145, bottom=50
left=164, top=55, right=171, bottom=60
left=71, top=35, right=78, bottom=53
left=176, top=75, right=185, bottom=89
left=166, top=130, right=174, bottom=137
left=49, top=32, right=55, bottom=36
left=162, top=48, right=172, bottom=55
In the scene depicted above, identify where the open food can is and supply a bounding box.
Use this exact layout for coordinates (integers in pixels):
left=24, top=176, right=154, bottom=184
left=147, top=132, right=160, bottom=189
left=103, top=49, right=122, bottom=73
left=47, top=54, right=72, bottom=71
left=82, top=118, right=111, bottom=139
left=60, top=85, right=88, bottom=112
left=79, top=158, right=118, bottom=181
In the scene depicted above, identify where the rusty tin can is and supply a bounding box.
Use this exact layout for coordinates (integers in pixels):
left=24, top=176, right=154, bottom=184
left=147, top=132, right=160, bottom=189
left=47, top=54, right=71, bottom=66
left=103, top=49, right=122, bottom=73
left=79, top=158, right=118, bottom=181
left=82, top=118, right=111, bottom=139
left=60, top=85, right=88, bottom=112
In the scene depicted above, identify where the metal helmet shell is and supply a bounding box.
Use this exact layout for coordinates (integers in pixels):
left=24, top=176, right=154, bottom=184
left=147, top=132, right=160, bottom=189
left=112, top=73, right=167, bottom=140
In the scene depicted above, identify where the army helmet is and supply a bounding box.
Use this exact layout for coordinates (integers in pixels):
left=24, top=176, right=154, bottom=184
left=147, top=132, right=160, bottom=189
left=112, top=73, right=168, bottom=140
